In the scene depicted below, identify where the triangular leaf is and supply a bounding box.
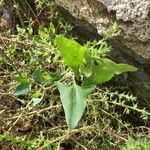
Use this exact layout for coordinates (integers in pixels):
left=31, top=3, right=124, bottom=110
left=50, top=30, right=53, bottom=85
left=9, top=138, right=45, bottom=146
left=13, top=83, right=31, bottom=96
left=98, top=58, right=137, bottom=75
left=55, top=36, right=87, bottom=72
left=83, top=58, right=137, bottom=86
left=55, top=81, right=95, bottom=129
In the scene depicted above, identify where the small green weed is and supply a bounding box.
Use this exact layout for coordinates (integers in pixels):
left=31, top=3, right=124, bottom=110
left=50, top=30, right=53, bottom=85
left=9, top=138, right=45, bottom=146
left=55, top=35, right=137, bottom=129
left=0, top=134, right=38, bottom=150
left=121, top=138, right=150, bottom=150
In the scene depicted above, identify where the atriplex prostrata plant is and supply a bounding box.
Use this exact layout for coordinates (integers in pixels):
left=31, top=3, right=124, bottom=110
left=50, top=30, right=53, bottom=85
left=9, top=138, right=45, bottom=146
left=9, top=23, right=137, bottom=129
left=55, top=35, right=137, bottom=129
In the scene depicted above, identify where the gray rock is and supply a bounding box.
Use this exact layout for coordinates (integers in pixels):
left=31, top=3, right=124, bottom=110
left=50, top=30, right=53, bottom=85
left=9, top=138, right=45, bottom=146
left=55, top=0, right=150, bottom=63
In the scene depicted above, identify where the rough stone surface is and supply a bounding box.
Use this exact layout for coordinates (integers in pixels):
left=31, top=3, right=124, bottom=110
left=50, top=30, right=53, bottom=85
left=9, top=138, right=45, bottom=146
left=0, top=0, right=35, bottom=34
left=0, top=1, right=13, bottom=33
left=55, top=0, right=150, bottom=62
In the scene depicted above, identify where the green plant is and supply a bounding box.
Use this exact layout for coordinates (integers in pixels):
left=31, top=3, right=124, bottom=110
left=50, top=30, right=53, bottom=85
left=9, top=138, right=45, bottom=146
left=55, top=35, right=137, bottom=129
left=0, top=134, right=38, bottom=150
left=121, top=138, right=150, bottom=150
left=10, top=22, right=137, bottom=129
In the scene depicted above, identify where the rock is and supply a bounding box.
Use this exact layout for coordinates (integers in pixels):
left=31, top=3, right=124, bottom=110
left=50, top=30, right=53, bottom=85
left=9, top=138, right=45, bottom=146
left=0, top=0, right=35, bottom=34
left=0, top=1, right=14, bottom=33
left=55, top=0, right=150, bottom=64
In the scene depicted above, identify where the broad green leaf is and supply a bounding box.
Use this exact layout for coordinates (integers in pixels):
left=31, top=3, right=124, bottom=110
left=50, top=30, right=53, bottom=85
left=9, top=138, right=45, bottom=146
left=83, top=58, right=137, bottom=86
left=98, top=58, right=137, bottom=74
left=55, top=81, right=95, bottom=129
left=55, top=36, right=87, bottom=72
left=13, top=76, right=30, bottom=84
left=13, top=83, right=31, bottom=96
left=83, top=61, right=114, bottom=86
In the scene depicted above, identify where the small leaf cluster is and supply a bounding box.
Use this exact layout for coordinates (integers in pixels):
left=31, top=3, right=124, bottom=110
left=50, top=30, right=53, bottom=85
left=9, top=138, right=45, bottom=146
left=0, top=134, right=38, bottom=150
left=121, top=138, right=150, bottom=150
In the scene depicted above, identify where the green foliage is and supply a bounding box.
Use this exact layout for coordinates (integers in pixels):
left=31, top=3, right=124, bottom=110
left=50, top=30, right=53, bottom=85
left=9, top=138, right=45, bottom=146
left=56, top=36, right=87, bottom=76
left=13, top=76, right=30, bottom=83
left=55, top=35, right=137, bottom=128
left=83, top=58, right=137, bottom=85
left=31, top=91, right=43, bottom=106
left=103, top=22, right=118, bottom=40
left=10, top=21, right=137, bottom=129
left=32, top=68, right=62, bottom=84
left=0, top=134, right=38, bottom=150
left=13, top=83, right=31, bottom=96
left=13, top=76, right=31, bottom=96
left=56, top=81, right=95, bottom=129
left=121, top=139, right=150, bottom=150
left=83, top=58, right=115, bottom=86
